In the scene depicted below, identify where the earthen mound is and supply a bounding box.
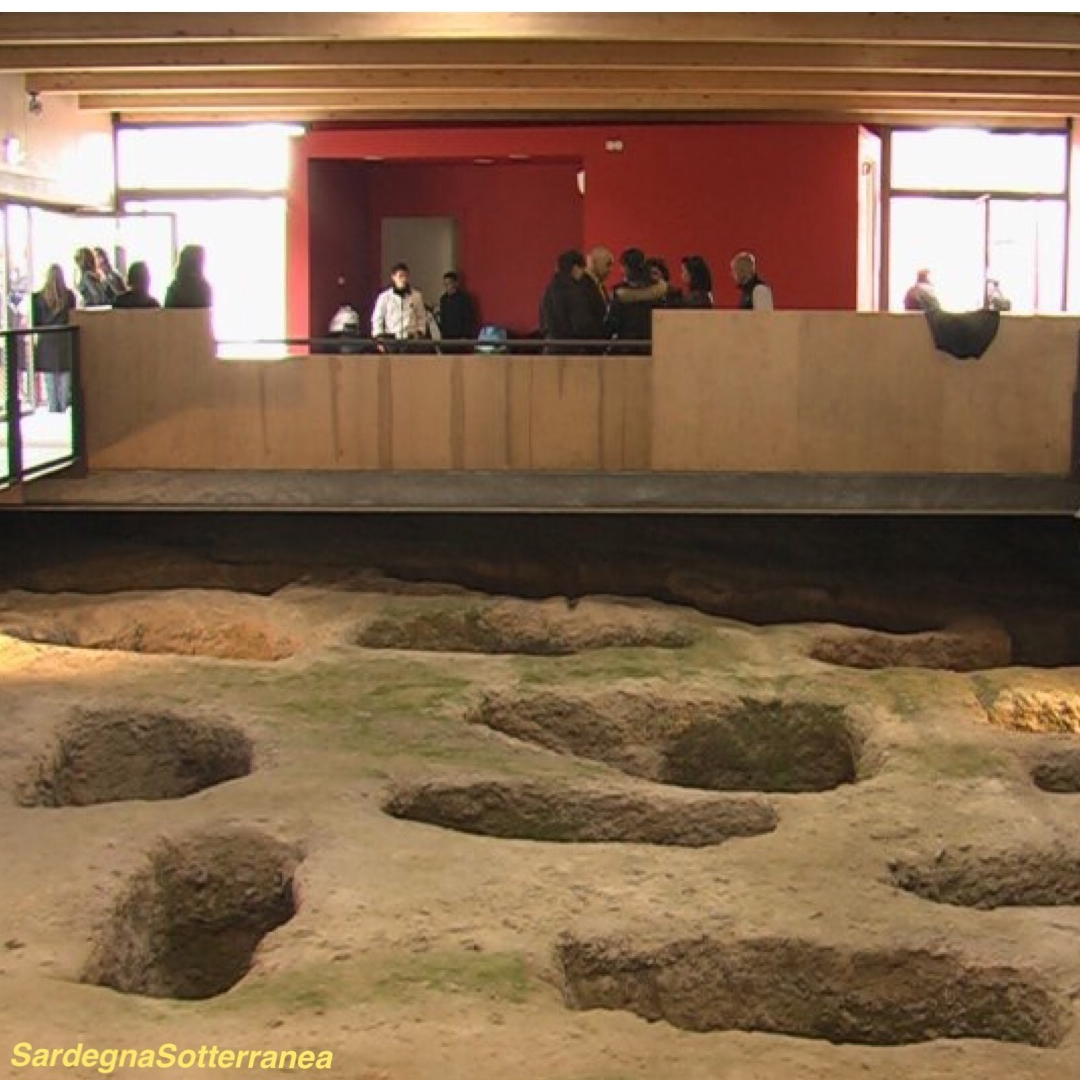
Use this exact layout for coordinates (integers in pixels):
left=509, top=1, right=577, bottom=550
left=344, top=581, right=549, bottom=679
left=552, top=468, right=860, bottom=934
left=985, top=689, right=1080, bottom=734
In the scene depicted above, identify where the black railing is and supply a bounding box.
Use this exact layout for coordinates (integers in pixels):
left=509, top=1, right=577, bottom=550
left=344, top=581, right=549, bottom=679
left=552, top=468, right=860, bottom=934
left=215, top=336, right=653, bottom=357
left=1, top=325, right=83, bottom=490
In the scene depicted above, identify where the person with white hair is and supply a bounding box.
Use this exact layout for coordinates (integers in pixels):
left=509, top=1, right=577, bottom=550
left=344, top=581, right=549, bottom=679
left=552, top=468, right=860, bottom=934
left=730, top=250, right=774, bottom=311
left=904, top=268, right=941, bottom=313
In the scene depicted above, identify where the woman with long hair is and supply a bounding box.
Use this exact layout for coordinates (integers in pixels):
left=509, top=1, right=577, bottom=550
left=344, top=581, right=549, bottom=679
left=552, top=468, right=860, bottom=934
left=31, top=264, right=77, bottom=412
left=680, top=255, right=714, bottom=308
left=164, top=244, right=213, bottom=308
left=74, top=246, right=109, bottom=308
left=93, top=246, right=126, bottom=301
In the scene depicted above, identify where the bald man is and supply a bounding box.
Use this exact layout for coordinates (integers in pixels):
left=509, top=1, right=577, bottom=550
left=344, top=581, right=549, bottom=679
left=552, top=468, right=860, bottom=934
left=731, top=251, right=775, bottom=311
left=581, top=246, right=615, bottom=339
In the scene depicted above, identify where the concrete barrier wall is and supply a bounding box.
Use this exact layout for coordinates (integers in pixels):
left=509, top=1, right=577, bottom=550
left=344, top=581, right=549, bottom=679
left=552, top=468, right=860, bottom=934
left=75, top=308, right=1080, bottom=475
left=652, top=311, right=1080, bottom=474
left=74, top=310, right=650, bottom=471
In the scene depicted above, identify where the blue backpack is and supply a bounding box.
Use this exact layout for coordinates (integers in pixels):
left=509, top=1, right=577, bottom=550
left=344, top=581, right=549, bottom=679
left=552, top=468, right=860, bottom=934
left=476, top=325, right=509, bottom=354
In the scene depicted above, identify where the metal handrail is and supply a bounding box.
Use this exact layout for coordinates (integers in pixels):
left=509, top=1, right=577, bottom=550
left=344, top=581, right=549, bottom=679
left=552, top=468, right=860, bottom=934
left=215, top=335, right=652, bottom=355
left=1, top=324, right=83, bottom=489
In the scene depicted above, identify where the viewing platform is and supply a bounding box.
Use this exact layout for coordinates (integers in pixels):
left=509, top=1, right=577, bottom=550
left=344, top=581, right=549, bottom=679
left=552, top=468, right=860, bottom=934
left=20, top=308, right=1080, bottom=515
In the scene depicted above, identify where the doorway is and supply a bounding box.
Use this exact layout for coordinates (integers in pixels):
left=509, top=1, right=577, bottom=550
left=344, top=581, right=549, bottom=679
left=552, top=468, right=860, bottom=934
left=380, top=216, right=458, bottom=309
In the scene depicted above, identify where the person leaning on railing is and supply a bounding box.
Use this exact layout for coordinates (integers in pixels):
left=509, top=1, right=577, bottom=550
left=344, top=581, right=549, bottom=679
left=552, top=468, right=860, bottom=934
left=31, top=264, right=76, bottom=413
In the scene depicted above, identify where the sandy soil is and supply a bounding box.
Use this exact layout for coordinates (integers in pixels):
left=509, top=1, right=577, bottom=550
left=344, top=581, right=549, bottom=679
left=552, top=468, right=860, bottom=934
left=1, top=583, right=1079, bottom=1080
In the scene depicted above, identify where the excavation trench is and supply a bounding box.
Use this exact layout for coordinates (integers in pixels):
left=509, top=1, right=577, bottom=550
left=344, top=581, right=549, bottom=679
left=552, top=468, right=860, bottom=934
left=468, top=691, right=865, bottom=794
left=83, top=827, right=300, bottom=1000
left=358, top=597, right=695, bottom=655
left=18, top=709, right=253, bottom=807
left=556, top=935, right=1069, bottom=1047
left=809, top=620, right=1012, bottom=672
left=1032, top=747, right=1080, bottom=793
left=2, top=592, right=297, bottom=661
left=383, top=777, right=778, bottom=847
left=891, top=846, right=1080, bottom=909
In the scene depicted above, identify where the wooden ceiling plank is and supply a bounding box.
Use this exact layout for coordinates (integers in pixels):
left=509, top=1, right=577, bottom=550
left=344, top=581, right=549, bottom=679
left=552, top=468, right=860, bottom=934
left=2, top=13, right=1079, bottom=47
left=81, top=89, right=1080, bottom=116
left=6, top=40, right=1080, bottom=77
left=115, top=109, right=1068, bottom=129
left=35, top=67, right=1080, bottom=98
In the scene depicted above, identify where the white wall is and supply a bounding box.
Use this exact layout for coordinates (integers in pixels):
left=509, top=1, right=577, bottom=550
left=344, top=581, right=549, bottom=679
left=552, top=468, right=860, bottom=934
left=0, top=74, right=114, bottom=208
left=1070, top=120, right=1080, bottom=313
left=857, top=126, right=882, bottom=312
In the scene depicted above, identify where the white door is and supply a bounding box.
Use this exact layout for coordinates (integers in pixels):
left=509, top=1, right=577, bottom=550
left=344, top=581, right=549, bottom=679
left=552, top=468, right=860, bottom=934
left=380, top=216, right=457, bottom=311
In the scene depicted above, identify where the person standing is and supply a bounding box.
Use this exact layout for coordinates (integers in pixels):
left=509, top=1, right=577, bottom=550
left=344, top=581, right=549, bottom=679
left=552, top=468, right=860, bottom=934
left=605, top=247, right=663, bottom=349
left=112, top=262, right=161, bottom=309
left=31, top=264, right=77, bottom=412
left=730, top=251, right=775, bottom=310
left=371, top=262, right=427, bottom=346
left=580, top=245, right=615, bottom=341
left=539, top=248, right=592, bottom=351
left=904, top=268, right=941, bottom=312
left=437, top=271, right=478, bottom=347
left=94, top=247, right=126, bottom=302
left=680, top=255, right=714, bottom=308
left=74, top=247, right=109, bottom=308
left=164, top=245, right=213, bottom=308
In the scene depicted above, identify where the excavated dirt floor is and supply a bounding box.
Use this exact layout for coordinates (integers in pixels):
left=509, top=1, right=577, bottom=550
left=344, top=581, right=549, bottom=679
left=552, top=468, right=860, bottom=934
left=3, top=519, right=1080, bottom=1080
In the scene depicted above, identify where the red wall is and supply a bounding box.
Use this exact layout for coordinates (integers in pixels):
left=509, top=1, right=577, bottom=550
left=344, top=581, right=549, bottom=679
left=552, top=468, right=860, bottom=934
left=307, top=160, right=369, bottom=337
left=290, top=123, right=860, bottom=337
left=307, top=160, right=583, bottom=336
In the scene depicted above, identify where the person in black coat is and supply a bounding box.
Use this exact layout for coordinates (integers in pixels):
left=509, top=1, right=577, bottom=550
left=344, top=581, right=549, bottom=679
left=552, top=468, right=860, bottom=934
left=31, top=264, right=77, bottom=412
left=112, top=262, right=161, bottom=309
left=605, top=248, right=662, bottom=352
left=164, top=244, right=212, bottom=308
left=437, top=272, right=478, bottom=349
left=539, top=249, right=592, bottom=352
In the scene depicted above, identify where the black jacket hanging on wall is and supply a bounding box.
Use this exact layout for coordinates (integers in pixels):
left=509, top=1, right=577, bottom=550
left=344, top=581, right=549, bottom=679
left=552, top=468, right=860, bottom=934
left=925, top=309, right=1001, bottom=360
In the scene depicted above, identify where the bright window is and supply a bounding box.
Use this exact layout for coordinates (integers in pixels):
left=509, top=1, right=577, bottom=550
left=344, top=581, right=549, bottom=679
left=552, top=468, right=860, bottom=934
left=118, top=124, right=301, bottom=344
left=888, top=128, right=1069, bottom=313
left=125, top=198, right=286, bottom=343
left=891, top=129, right=1067, bottom=196
left=117, top=124, right=298, bottom=192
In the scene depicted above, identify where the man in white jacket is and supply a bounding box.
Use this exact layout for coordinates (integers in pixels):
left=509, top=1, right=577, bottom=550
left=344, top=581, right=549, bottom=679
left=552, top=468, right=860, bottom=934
left=371, top=262, right=427, bottom=345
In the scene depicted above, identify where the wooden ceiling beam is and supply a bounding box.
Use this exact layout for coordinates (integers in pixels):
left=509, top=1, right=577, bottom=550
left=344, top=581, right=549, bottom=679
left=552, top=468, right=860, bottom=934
left=81, top=89, right=1080, bottom=118
left=6, top=40, right=1080, bottom=77
left=115, top=108, right=1069, bottom=131
left=34, top=68, right=1080, bottom=98
left=2, top=13, right=1079, bottom=47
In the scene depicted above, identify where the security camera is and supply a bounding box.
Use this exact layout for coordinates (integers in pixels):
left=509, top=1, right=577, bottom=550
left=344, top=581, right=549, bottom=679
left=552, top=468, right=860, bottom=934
left=27, top=91, right=43, bottom=117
